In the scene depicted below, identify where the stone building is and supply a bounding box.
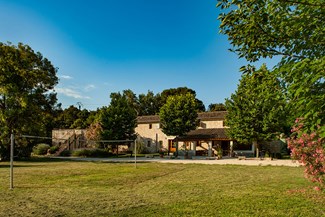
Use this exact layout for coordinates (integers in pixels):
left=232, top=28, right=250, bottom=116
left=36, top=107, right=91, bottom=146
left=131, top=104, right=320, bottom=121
left=135, top=111, right=236, bottom=157
left=52, top=129, right=87, bottom=151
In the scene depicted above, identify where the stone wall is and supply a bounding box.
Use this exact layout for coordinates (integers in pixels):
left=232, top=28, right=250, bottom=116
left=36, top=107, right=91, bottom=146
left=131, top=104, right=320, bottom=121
left=135, top=122, right=174, bottom=153
left=52, top=129, right=87, bottom=150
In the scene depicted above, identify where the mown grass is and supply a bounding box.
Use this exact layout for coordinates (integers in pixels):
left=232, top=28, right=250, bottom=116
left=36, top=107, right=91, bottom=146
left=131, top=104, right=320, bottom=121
left=0, top=159, right=324, bottom=217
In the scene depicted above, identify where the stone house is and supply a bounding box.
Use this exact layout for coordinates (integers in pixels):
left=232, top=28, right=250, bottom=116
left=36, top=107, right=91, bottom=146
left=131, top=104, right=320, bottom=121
left=135, top=111, right=239, bottom=157
left=52, top=111, right=256, bottom=157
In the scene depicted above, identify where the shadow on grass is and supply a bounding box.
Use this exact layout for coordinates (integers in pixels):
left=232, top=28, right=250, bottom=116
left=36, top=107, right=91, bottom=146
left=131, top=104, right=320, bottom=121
left=0, top=164, right=40, bottom=168
left=0, top=157, right=72, bottom=167
left=17, top=157, right=74, bottom=163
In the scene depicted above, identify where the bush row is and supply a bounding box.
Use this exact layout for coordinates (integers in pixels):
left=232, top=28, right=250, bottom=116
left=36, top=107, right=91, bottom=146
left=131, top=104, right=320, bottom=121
left=71, top=149, right=111, bottom=157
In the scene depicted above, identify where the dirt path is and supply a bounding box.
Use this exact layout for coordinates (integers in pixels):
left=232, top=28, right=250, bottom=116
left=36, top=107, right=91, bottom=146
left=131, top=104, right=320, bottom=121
left=53, top=156, right=302, bottom=167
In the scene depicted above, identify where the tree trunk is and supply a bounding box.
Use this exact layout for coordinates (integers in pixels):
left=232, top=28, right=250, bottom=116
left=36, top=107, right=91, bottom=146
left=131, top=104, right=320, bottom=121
left=253, top=140, right=259, bottom=158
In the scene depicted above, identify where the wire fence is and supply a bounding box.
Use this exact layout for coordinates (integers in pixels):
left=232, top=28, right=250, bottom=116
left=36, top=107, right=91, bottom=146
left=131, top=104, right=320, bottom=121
left=16, top=134, right=135, bottom=152
left=8, top=133, right=139, bottom=189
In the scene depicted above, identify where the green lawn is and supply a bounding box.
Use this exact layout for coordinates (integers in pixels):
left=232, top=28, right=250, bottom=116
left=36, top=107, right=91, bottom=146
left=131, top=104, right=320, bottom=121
left=0, top=159, right=324, bottom=217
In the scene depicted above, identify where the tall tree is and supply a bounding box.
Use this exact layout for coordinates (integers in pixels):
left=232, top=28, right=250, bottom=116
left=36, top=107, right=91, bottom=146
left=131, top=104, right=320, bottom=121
left=0, top=42, right=58, bottom=159
left=138, top=91, right=161, bottom=115
left=70, top=109, right=91, bottom=129
left=208, top=103, right=226, bottom=111
left=160, top=87, right=205, bottom=112
left=218, top=0, right=325, bottom=187
left=54, top=106, right=80, bottom=129
left=225, top=66, right=288, bottom=157
left=217, top=0, right=325, bottom=135
left=99, top=92, right=137, bottom=141
left=159, top=93, right=199, bottom=155
left=122, top=89, right=139, bottom=113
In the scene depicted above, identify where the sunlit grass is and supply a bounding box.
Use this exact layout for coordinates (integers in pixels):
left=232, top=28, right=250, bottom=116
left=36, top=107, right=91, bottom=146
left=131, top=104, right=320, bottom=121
left=0, top=159, right=324, bottom=216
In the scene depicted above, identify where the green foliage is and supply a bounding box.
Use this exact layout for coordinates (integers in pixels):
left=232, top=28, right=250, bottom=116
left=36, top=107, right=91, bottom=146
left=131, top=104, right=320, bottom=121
left=59, top=150, right=71, bottom=157
left=99, top=91, right=137, bottom=141
left=217, top=0, right=325, bottom=136
left=54, top=106, right=93, bottom=129
left=32, top=144, right=50, bottom=155
left=277, top=58, right=325, bottom=134
left=208, top=103, right=226, bottom=111
left=159, top=93, right=199, bottom=136
left=129, top=137, right=148, bottom=154
left=71, top=148, right=110, bottom=157
left=119, top=87, right=206, bottom=116
left=160, top=87, right=205, bottom=112
left=225, top=65, right=288, bottom=144
left=217, top=0, right=325, bottom=63
left=90, top=88, right=205, bottom=118
left=48, top=146, right=59, bottom=154
left=138, top=90, right=162, bottom=115
left=0, top=42, right=58, bottom=159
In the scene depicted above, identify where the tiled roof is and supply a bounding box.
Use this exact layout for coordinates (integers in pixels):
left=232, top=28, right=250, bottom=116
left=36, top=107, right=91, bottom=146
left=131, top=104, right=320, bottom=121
left=177, top=128, right=229, bottom=141
left=137, top=111, right=227, bottom=124
left=137, top=115, right=160, bottom=123
left=198, top=111, right=227, bottom=120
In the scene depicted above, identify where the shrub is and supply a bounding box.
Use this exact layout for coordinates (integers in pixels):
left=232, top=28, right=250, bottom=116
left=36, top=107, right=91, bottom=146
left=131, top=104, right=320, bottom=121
left=48, top=146, right=59, bottom=154
left=129, top=138, right=148, bottom=154
left=287, top=119, right=325, bottom=190
left=32, top=144, right=50, bottom=155
left=90, top=149, right=111, bottom=157
left=59, top=150, right=71, bottom=157
left=72, top=149, right=91, bottom=157
left=71, top=149, right=110, bottom=157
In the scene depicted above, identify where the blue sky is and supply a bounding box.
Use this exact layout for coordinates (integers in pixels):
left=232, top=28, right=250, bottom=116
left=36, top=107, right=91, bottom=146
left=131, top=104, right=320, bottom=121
left=1, top=0, right=260, bottom=110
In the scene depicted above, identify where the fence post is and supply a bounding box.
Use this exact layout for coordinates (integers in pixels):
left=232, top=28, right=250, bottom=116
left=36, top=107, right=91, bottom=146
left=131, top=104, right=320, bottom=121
left=134, top=139, right=137, bottom=169
left=10, top=133, right=14, bottom=190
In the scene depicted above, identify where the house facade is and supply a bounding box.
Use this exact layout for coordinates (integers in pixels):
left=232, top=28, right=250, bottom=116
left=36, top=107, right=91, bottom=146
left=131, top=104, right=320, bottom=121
left=135, top=111, right=239, bottom=157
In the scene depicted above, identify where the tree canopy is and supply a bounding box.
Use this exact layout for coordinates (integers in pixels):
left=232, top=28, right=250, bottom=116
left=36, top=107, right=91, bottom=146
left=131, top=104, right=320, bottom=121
left=53, top=105, right=94, bottom=129
left=159, top=93, right=198, bottom=137
left=0, top=42, right=58, bottom=159
left=102, top=87, right=206, bottom=117
left=208, top=103, right=226, bottom=111
left=217, top=0, right=325, bottom=63
left=225, top=65, right=288, bottom=146
left=99, top=91, right=137, bottom=141
left=217, top=0, right=325, bottom=136
left=161, top=87, right=205, bottom=112
left=138, top=90, right=162, bottom=116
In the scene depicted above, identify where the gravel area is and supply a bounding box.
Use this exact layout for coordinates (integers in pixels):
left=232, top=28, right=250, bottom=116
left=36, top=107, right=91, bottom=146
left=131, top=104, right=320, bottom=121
left=54, top=156, right=302, bottom=167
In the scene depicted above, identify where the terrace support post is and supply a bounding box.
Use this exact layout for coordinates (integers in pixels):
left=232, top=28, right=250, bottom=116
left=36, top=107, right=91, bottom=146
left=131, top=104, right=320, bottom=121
left=10, top=133, right=14, bottom=190
left=230, top=141, right=234, bottom=157
left=253, top=140, right=259, bottom=158
left=208, top=141, right=212, bottom=157
left=192, top=141, right=197, bottom=156
left=156, top=133, right=158, bottom=153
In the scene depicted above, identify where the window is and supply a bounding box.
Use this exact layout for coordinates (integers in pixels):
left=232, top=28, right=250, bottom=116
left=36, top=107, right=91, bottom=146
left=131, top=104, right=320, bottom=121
left=149, top=124, right=152, bottom=129
left=147, top=141, right=151, bottom=147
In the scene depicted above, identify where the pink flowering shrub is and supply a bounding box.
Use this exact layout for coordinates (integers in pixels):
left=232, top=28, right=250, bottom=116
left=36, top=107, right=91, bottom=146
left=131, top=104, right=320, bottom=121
left=287, top=119, right=325, bottom=190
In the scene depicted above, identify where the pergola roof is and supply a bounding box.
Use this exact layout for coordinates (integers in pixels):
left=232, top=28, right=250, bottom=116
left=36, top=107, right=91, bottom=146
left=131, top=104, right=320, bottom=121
left=177, top=128, right=230, bottom=141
